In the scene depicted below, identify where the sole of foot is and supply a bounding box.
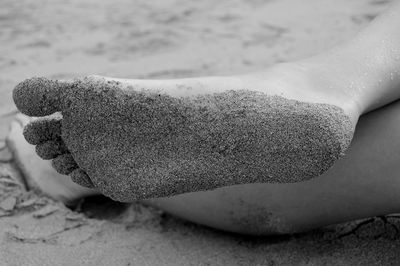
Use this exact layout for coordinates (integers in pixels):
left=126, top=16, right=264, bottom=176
left=12, top=63, right=357, bottom=201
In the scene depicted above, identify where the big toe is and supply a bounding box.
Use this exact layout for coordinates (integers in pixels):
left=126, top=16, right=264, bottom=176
left=13, top=77, right=69, bottom=116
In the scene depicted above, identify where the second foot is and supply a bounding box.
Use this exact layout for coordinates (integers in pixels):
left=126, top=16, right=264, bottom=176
left=12, top=62, right=359, bottom=201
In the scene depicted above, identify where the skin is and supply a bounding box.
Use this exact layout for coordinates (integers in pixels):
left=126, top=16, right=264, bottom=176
left=9, top=1, right=400, bottom=234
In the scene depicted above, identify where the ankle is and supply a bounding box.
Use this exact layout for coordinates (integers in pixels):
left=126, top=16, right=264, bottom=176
left=306, top=28, right=400, bottom=114
left=299, top=55, right=373, bottom=115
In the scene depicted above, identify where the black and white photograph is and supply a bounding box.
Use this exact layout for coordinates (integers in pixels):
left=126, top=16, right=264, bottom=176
left=0, top=0, right=400, bottom=265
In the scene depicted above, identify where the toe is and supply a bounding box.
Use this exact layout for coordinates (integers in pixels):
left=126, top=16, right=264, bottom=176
left=52, top=154, right=78, bottom=175
left=13, top=77, right=70, bottom=116
left=23, top=115, right=62, bottom=145
left=36, top=140, right=68, bottom=160
left=70, top=169, right=94, bottom=188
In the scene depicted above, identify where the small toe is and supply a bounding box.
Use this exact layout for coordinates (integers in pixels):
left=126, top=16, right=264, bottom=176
left=52, top=154, right=78, bottom=175
left=36, top=140, right=68, bottom=160
left=23, top=115, right=62, bottom=145
left=13, top=77, right=70, bottom=117
left=70, top=169, right=94, bottom=188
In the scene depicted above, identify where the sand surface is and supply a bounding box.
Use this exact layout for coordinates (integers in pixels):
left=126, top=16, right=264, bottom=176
left=1, top=0, right=400, bottom=264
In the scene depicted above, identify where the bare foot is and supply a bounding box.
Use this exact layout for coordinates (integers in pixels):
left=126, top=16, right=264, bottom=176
left=12, top=64, right=357, bottom=201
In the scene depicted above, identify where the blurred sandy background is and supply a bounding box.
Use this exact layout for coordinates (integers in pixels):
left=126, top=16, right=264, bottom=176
left=1, top=0, right=400, bottom=265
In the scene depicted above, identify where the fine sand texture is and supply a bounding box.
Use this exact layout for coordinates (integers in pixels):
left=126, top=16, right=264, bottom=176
left=1, top=0, right=399, bottom=265
left=15, top=77, right=353, bottom=200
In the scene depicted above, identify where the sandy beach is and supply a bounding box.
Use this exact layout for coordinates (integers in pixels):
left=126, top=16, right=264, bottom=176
left=1, top=0, right=400, bottom=264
